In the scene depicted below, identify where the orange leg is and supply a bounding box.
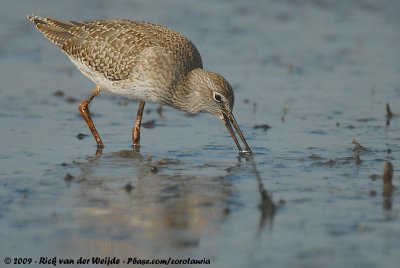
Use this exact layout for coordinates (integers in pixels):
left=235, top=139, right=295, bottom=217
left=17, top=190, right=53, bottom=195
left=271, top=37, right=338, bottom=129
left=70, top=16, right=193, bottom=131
left=79, top=86, right=104, bottom=148
left=132, top=101, right=145, bottom=147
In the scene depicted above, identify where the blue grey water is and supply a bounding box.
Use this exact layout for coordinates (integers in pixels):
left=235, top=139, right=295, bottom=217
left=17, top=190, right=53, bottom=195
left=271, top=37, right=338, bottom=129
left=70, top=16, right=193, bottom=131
left=1, top=0, right=400, bottom=267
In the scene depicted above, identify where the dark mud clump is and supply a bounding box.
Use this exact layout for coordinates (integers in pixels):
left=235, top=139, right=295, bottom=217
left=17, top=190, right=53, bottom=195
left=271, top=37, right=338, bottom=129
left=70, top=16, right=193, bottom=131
left=253, top=124, right=271, bottom=131
left=142, top=120, right=156, bottom=129
left=65, top=96, right=78, bottom=103
left=53, top=89, right=65, bottom=97
left=124, top=182, right=134, bottom=193
left=64, top=173, right=75, bottom=182
left=76, top=133, right=89, bottom=140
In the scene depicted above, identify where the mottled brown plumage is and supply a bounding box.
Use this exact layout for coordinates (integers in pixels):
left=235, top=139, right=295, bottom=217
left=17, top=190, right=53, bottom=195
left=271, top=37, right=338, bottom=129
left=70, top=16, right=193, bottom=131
left=29, top=17, right=201, bottom=83
left=28, top=15, right=251, bottom=153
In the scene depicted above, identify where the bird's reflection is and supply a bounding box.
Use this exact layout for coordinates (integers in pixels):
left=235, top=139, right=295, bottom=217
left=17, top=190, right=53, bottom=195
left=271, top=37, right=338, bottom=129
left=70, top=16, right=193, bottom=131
left=63, top=148, right=276, bottom=257
left=238, top=154, right=276, bottom=235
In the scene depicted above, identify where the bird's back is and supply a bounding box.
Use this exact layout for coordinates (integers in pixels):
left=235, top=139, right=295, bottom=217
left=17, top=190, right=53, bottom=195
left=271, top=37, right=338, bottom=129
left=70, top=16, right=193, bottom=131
left=29, top=16, right=203, bottom=81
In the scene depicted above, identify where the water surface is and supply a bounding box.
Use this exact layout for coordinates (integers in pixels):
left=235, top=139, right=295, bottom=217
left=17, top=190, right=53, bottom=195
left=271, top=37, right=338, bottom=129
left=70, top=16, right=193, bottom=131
left=1, top=0, right=400, bottom=267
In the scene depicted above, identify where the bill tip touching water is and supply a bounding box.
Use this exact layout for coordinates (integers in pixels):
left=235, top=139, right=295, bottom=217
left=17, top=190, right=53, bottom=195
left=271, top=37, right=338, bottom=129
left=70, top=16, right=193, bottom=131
left=28, top=15, right=252, bottom=153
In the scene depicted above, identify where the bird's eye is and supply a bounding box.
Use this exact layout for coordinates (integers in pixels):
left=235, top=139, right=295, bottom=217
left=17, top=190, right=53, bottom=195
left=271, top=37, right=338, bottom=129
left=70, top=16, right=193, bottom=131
left=213, top=92, right=222, bottom=103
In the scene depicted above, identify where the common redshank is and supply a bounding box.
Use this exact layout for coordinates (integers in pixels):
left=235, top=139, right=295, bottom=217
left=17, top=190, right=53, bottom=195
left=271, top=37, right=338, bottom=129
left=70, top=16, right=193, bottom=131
left=28, top=16, right=252, bottom=153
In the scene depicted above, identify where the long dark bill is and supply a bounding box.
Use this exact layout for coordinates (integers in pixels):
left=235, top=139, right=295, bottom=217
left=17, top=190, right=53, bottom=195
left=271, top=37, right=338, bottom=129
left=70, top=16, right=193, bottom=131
left=223, top=113, right=252, bottom=153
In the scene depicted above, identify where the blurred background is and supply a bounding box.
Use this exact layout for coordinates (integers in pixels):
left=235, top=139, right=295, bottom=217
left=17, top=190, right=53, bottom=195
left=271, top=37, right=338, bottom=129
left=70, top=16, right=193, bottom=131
left=1, top=1, right=400, bottom=267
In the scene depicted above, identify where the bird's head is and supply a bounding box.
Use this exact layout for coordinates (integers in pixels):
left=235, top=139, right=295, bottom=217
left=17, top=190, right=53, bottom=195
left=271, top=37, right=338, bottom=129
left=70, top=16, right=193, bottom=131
left=178, top=69, right=252, bottom=153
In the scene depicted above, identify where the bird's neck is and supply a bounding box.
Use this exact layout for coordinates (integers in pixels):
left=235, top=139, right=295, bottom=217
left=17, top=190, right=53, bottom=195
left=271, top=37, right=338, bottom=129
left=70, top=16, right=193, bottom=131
left=170, top=69, right=204, bottom=114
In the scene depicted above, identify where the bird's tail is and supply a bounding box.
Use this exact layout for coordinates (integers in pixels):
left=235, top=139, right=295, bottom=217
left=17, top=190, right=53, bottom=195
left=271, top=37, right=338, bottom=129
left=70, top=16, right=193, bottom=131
left=27, top=15, right=80, bottom=46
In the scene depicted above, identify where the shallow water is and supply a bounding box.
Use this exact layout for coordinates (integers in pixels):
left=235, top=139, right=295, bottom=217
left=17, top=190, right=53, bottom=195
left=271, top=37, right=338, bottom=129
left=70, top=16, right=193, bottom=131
left=1, top=0, right=400, bottom=267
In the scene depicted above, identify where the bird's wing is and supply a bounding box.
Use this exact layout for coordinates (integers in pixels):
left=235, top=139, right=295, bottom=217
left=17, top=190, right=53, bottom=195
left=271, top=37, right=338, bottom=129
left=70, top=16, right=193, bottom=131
left=29, top=17, right=159, bottom=81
